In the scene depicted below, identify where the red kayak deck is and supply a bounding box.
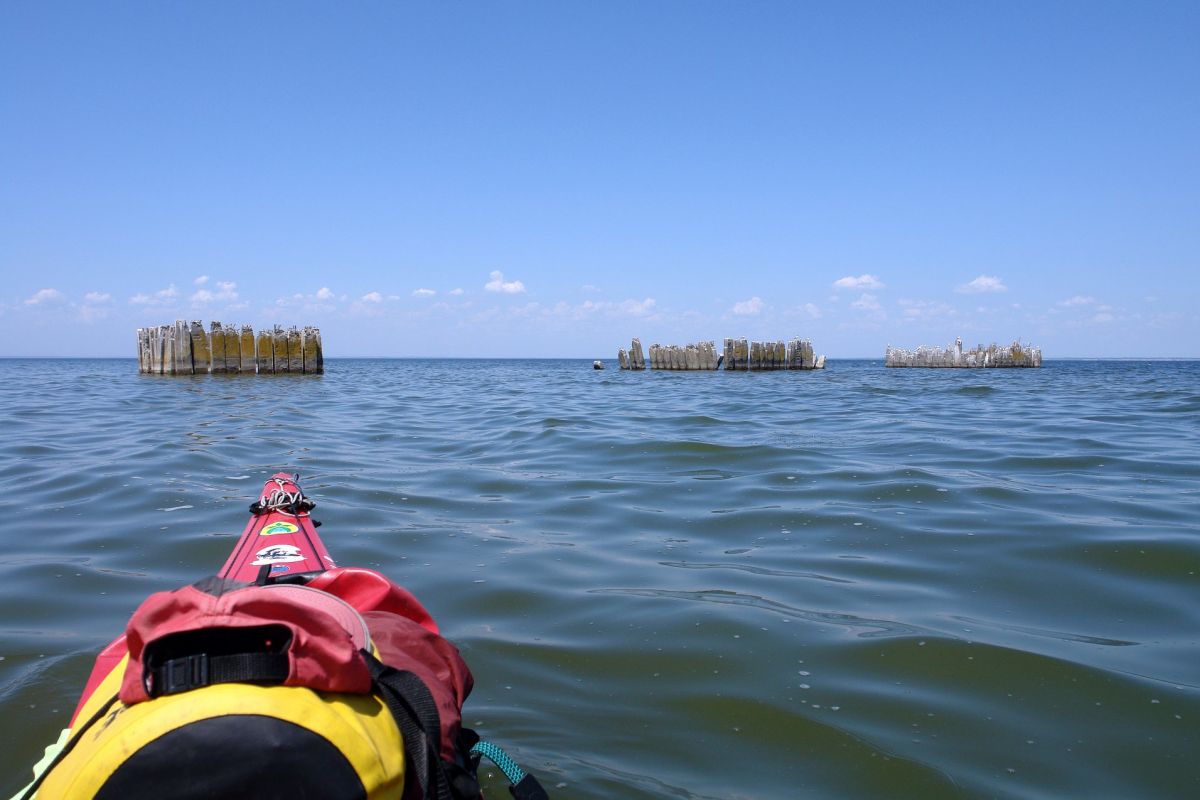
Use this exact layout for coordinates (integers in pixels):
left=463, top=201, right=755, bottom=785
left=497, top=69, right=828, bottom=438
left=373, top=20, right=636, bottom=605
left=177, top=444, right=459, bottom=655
left=219, top=473, right=335, bottom=581
left=69, top=473, right=332, bottom=725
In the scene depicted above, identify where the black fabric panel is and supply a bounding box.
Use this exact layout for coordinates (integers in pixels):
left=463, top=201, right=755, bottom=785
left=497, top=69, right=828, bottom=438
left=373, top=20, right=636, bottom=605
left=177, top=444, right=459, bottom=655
left=94, top=715, right=367, bottom=800
left=192, top=575, right=250, bottom=596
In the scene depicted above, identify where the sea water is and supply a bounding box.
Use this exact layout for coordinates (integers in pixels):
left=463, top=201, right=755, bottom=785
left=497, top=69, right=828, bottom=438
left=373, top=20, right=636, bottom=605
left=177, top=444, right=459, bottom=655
left=1, top=358, right=1197, bottom=798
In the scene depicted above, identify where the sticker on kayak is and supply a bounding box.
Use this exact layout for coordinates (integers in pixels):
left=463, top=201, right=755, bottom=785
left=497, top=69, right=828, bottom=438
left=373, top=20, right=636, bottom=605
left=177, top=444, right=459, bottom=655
left=270, top=564, right=291, bottom=574
left=260, top=521, right=299, bottom=536
left=252, top=544, right=305, bottom=565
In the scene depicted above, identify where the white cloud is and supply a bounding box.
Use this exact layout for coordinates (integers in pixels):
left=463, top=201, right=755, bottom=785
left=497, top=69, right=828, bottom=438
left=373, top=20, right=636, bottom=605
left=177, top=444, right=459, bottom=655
left=24, top=288, right=64, bottom=305
left=276, top=287, right=338, bottom=310
left=78, top=305, right=109, bottom=323
left=732, top=296, right=764, bottom=316
left=581, top=284, right=600, bottom=293
left=620, top=298, right=656, bottom=316
left=957, top=275, right=1007, bottom=294
left=413, top=288, right=436, bottom=297
left=1093, top=311, right=1115, bottom=323
left=84, top=291, right=112, bottom=303
left=833, top=274, right=884, bottom=290
left=194, top=275, right=209, bottom=286
left=361, top=291, right=383, bottom=303
left=130, top=285, right=180, bottom=305
left=898, top=299, right=956, bottom=319
left=542, top=297, right=658, bottom=320
left=1058, top=295, right=1095, bottom=307
left=448, top=288, right=464, bottom=296
left=190, top=281, right=238, bottom=305
left=851, top=293, right=881, bottom=311
left=485, top=270, right=526, bottom=294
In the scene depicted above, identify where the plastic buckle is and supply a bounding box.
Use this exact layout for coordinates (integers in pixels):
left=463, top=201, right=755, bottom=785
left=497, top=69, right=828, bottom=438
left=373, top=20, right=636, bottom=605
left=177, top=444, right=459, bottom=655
left=163, top=654, right=209, bottom=695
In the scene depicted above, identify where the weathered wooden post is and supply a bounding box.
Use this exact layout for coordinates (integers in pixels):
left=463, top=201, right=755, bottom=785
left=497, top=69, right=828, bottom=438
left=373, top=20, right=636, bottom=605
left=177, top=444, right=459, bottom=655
left=884, top=337, right=1040, bottom=367
left=165, top=325, right=176, bottom=374
left=630, top=338, right=645, bottom=370
left=221, top=323, right=241, bottom=373
left=136, top=329, right=149, bottom=373
left=619, top=335, right=820, bottom=372
left=255, top=328, right=273, bottom=373
left=301, top=326, right=323, bottom=374
left=287, top=327, right=303, bottom=373
left=271, top=326, right=289, bottom=373
left=155, top=325, right=170, bottom=374
left=189, top=321, right=210, bottom=374
left=239, top=325, right=256, bottom=373
left=144, top=327, right=154, bottom=374
left=209, top=322, right=227, bottom=374
left=138, top=320, right=323, bottom=375
left=173, top=320, right=192, bottom=374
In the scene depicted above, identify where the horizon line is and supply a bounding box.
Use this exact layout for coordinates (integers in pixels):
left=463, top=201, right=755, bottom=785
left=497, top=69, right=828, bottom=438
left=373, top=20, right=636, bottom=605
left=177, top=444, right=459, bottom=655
left=3, top=355, right=1199, bottom=362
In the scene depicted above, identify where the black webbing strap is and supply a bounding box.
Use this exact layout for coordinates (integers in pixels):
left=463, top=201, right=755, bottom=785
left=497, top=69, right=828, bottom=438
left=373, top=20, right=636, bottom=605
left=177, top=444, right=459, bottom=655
left=147, top=652, right=290, bottom=697
left=361, top=649, right=454, bottom=800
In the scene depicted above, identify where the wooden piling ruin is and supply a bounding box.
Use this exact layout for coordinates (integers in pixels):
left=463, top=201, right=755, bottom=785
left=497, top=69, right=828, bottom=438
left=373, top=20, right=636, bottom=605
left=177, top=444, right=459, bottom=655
left=617, top=337, right=825, bottom=371
left=137, top=321, right=324, bottom=374
left=885, top=337, right=1042, bottom=368
left=617, top=338, right=646, bottom=370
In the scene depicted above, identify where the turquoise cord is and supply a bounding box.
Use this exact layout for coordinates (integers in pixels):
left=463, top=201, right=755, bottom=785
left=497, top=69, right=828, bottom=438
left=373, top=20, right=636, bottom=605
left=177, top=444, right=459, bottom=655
left=471, top=740, right=527, bottom=785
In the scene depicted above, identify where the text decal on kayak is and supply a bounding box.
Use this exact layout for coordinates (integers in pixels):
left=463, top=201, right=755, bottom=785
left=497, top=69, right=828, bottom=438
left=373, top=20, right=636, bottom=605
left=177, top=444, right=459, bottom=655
left=252, top=544, right=305, bottom=565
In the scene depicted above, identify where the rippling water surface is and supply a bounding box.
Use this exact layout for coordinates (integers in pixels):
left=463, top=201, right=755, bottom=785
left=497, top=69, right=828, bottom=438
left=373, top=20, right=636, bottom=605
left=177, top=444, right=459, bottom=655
left=2, top=358, right=1198, bottom=798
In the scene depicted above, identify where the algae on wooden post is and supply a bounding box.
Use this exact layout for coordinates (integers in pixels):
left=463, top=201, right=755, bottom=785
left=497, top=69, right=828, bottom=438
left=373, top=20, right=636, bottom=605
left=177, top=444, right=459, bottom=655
left=209, top=322, right=227, bottom=374
left=222, top=323, right=242, bottom=373
left=287, top=327, right=303, bottom=373
left=255, top=329, right=273, bottom=374
left=617, top=334, right=820, bottom=372
left=240, top=325, right=257, bottom=373
left=190, top=321, right=210, bottom=373
left=272, top=325, right=289, bottom=373
left=302, top=326, right=323, bottom=374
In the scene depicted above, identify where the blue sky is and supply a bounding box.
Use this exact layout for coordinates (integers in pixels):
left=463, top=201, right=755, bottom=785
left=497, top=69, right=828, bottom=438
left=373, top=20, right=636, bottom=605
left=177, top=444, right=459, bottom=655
left=2, top=1, right=1196, bottom=357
